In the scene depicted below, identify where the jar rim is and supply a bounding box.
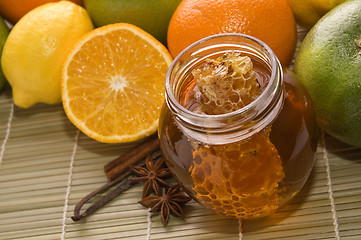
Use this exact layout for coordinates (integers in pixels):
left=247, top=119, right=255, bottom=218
left=165, top=33, right=280, bottom=122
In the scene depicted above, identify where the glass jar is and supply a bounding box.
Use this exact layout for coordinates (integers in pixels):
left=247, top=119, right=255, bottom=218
left=158, top=33, right=318, bottom=219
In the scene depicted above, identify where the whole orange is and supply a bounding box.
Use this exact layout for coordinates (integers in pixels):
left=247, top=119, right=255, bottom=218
left=167, top=0, right=297, bottom=66
left=0, top=0, right=83, bottom=24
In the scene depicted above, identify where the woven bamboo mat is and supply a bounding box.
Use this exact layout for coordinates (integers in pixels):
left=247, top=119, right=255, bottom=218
left=0, top=27, right=361, bottom=240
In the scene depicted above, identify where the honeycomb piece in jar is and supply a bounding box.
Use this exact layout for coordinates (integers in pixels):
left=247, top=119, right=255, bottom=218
left=191, top=51, right=262, bottom=115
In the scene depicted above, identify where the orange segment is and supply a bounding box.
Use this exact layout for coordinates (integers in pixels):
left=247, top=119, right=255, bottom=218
left=61, top=23, right=173, bottom=143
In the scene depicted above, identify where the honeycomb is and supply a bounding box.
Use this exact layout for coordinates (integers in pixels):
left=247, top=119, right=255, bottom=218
left=188, top=52, right=284, bottom=218
left=189, top=128, right=284, bottom=218
left=191, top=52, right=261, bottom=115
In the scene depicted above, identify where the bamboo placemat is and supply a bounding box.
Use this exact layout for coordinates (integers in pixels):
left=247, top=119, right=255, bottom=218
left=0, top=27, right=360, bottom=240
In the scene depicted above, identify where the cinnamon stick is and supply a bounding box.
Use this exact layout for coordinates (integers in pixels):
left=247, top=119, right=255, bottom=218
left=104, top=134, right=160, bottom=180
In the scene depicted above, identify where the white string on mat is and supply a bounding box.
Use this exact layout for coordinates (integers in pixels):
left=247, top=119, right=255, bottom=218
left=0, top=101, right=14, bottom=167
left=321, top=131, right=340, bottom=240
left=61, top=130, right=80, bottom=240
left=146, top=208, right=153, bottom=240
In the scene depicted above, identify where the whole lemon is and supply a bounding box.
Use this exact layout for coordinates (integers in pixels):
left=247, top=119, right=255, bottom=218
left=84, top=0, right=182, bottom=45
left=0, top=16, right=9, bottom=91
left=1, top=1, right=93, bottom=108
left=294, top=0, right=361, bottom=147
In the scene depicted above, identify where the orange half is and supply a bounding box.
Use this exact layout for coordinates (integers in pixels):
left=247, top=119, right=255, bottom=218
left=61, top=23, right=173, bottom=143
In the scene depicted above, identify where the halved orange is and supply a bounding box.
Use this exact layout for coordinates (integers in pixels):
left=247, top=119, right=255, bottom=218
left=61, top=23, right=173, bottom=143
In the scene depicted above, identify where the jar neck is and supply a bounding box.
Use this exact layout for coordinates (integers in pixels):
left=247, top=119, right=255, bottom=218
left=165, top=33, right=284, bottom=145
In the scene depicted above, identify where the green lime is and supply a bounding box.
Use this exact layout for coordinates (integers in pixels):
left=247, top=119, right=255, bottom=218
left=0, top=16, right=9, bottom=90
left=84, top=0, right=182, bottom=45
left=294, top=0, right=361, bottom=147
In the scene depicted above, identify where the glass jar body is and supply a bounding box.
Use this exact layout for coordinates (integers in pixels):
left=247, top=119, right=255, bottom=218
left=159, top=34, right=318, bottom=219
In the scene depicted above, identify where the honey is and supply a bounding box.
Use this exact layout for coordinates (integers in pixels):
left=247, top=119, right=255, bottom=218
left=159, top=34, right=318, bottom=219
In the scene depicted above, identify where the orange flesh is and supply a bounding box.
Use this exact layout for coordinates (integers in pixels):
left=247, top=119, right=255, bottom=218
left=63, top=24, right=172, bottom=143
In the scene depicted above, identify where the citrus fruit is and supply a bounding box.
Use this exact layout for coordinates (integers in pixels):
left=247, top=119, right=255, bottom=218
left=1, top=1, right=93, bottom=108
left=0, top=0, right=83, bottom=24
left=0, top=16, right=9, bottom=91
left=294, top=0, right=361, bottom=147
left=84, top=0, right=182, bottom=45
left=167, top=0, right=297, bottom=66
left=286, top=0, right=346, bottom=29
left=61, top=23, right=173, bottom=143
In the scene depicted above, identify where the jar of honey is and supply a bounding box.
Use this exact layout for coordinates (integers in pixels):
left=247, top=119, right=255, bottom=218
left=158, top=33, right=318, bottom=219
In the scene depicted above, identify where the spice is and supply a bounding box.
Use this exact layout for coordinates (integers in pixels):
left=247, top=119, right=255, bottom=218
left=104, top=134, right=160, bottom=180
left=72, top=134, right=192, bottom=226
left=139, top=184, right=192, bottom=226
left=130, top=155, right=172, bottom=199
left=72, top=162, right=145, bottom=221
left=72, top=135, right=160, bottom=221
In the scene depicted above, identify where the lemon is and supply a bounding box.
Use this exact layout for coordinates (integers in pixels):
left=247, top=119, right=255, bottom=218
left=0, top=16, right=9, bottom=91
left=1, top=1, right=93, bottom=108
left=294, top=0, right=361, bottom=147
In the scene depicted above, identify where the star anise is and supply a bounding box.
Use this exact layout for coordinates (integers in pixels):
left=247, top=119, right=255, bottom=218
left=139, top=184, right=192, bottom=226
left=129, top=155, right=171, bottom=199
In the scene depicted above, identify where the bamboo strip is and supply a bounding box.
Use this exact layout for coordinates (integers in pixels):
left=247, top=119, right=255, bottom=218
left=1, top=55, right=361, bottom=240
